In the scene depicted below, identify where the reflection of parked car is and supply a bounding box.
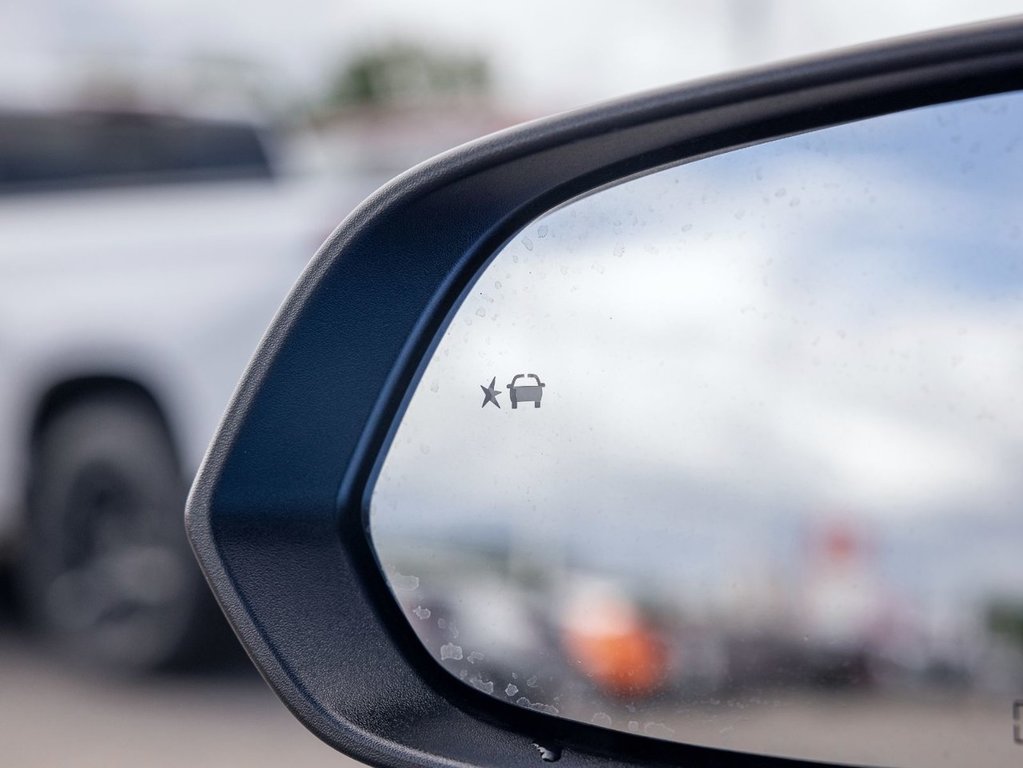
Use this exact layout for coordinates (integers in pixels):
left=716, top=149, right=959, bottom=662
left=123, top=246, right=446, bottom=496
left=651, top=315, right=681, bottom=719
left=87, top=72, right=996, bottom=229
left=506, top=373, right=545, bottom=408
left=0, top=108, right=371, bottom=670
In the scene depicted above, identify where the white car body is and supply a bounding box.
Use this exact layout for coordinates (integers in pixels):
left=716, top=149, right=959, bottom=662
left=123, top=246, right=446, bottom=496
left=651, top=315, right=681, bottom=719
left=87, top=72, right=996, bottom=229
left=0, top=154, right=370, bottom=548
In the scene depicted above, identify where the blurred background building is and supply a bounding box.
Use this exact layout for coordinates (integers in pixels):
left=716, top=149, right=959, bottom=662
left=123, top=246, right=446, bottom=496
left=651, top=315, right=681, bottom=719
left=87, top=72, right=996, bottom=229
left=2, top=2, right=1022, bottom=766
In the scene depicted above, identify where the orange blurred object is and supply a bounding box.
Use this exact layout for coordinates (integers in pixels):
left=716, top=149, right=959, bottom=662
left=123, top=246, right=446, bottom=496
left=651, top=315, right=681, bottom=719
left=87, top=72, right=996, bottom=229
left=560, top=583, right=668, bottom=698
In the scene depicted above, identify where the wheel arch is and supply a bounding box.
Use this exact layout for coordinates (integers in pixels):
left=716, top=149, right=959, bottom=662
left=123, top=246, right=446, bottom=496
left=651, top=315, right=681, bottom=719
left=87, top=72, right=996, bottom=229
left=28, top=374, right=185, bottom=484
left=18, top=371, right=230, bottom=670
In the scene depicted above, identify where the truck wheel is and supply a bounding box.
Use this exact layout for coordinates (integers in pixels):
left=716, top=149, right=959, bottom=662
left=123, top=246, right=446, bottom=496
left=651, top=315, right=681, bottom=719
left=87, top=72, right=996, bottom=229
left=20, top=393, right=230, bottom=672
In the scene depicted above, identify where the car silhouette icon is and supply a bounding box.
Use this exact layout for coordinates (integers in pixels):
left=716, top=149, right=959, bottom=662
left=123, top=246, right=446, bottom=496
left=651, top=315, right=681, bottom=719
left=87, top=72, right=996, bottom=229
left=507, top=373, right=545, bottom=408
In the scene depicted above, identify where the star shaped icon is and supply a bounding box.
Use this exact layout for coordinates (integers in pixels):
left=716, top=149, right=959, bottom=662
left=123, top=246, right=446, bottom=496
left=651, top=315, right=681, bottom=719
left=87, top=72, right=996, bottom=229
left=480, top=376, right=502, bottom=408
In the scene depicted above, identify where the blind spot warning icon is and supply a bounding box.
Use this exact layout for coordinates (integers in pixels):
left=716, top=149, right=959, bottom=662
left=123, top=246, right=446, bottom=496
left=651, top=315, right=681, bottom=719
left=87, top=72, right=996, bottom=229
left=480, top=377, right=502, bottom=408
left=507, top=374, right=545, bottom=409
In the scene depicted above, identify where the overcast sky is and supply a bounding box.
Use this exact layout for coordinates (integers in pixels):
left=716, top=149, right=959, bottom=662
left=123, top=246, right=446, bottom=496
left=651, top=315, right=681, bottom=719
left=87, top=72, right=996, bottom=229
left=3, top=1, right=1022, bottom=113
left=373, top=90, right=1023, bottom=610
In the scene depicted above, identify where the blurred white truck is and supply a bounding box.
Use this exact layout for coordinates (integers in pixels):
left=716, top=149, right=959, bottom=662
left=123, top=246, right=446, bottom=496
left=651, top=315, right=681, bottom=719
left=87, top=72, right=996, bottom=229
left=0, top=108, right=370, bottom=669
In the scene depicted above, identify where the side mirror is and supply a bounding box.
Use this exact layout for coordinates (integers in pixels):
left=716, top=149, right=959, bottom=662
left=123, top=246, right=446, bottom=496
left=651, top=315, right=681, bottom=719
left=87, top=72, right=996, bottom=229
left=188, top=20, right=1023, bottom=768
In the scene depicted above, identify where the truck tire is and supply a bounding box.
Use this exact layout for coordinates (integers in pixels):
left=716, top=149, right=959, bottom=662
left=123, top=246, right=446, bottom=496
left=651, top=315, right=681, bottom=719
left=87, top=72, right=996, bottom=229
left=20, top=393, right=231, bottom=671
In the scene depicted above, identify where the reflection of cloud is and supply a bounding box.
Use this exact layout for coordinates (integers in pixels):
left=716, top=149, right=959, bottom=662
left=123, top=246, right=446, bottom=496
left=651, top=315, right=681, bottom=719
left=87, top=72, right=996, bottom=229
left=374, top=92, right=1023, bottom=605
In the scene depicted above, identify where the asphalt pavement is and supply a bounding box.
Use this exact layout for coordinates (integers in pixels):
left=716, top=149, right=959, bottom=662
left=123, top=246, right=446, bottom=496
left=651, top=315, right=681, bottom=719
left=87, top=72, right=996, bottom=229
left=0, top=578, right=362, bottom=768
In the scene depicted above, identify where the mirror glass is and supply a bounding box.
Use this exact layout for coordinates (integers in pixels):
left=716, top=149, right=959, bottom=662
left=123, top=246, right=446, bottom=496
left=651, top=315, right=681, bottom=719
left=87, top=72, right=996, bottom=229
left=370, top=90, right=1023, bottom=767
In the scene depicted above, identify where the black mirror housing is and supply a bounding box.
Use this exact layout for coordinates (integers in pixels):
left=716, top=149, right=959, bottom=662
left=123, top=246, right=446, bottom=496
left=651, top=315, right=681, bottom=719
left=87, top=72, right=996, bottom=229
left=187, top=19, right=1023, bottom=768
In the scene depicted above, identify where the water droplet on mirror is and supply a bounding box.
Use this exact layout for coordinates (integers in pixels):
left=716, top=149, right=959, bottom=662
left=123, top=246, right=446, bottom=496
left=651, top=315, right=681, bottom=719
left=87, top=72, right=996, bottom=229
left=643, top=722, right=675, bottom=738
left=505, top=683, right=519, bottom=697
left=469, top=674, right=494, bottom=694
left=591, top=712, right=612, bottom=727
left=440, top=642, right=463, bottom=661
left=393, top=573, right=419, bottom=591
left=413, top=605, right=431, bottom=620
left=467, top=650, right=485, bottom=664
left=516, top=696, right=559, bottom=715
left=537, top=224, right=549, bottom=238
left=522, top=236, right=534, bottom=251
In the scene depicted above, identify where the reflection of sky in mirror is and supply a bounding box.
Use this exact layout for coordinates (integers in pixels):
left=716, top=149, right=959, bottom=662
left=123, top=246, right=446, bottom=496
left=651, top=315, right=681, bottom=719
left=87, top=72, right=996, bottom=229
left=374, top=91, right=1023, bottom=615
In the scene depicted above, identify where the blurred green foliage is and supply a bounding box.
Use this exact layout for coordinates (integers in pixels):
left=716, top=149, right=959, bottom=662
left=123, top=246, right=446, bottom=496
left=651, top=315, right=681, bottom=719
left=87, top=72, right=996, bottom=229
left=987, top=600, right=1023, bottom=647
left=327, top=41, right=490, bottom=109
